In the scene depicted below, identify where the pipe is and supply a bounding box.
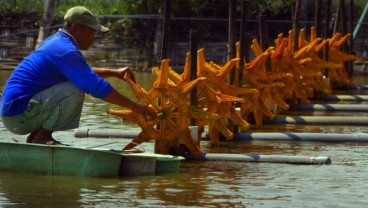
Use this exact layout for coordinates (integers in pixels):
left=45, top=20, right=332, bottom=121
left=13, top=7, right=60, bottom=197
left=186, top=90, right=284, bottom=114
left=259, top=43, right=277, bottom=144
left=76, top=128, right=368, bottom=143
left=74, top=127, right=201, bottom=140
left=265, top=116, right=368, bottom=125
left=202, top=153, right=331, bottom=165
left=312, top=94, right=368, bottom=101
left=347, top=85, right=368, bottom=90
left=295, top=104, right=368, bottom=111
left=233, top=132, right=368, bottom=142
left=74, top=128, right=141, bottom=138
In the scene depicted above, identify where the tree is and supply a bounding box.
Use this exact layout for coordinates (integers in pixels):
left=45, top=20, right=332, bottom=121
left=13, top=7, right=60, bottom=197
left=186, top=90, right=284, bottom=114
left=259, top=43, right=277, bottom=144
left=35, top=0, right=56, bottom=49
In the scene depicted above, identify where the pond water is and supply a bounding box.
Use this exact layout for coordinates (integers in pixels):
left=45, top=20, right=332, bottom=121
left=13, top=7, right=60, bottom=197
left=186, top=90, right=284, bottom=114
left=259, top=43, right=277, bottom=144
left=1, top=69, right=368, bottom=207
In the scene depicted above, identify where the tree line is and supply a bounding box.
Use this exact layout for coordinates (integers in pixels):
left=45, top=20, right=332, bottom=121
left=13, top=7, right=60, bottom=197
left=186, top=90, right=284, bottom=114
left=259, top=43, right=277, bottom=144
left=0, top=0, right=366, bottom=47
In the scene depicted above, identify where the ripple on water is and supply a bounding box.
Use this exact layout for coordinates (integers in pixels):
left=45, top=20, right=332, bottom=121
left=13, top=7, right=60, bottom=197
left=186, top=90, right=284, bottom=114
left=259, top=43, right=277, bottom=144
left=1, top=72, right=368, bottom=207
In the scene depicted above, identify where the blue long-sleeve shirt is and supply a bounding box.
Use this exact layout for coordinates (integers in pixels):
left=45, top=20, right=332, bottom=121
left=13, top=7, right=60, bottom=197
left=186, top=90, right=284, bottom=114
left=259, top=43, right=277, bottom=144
left=0, top=29, right=113, bottom=116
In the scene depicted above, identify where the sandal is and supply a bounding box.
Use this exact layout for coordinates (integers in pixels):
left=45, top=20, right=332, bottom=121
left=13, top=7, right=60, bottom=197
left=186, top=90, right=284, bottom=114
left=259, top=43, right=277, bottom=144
left=32, top=137, right=66, bottom=145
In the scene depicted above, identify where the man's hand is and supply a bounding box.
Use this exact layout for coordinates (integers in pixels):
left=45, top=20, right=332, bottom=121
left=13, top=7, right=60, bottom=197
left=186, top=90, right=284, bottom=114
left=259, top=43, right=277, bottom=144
left=104, top=90, right=156, bottom=121
left=117, top=67, right=136, bottom=83
left=133, top=103, right=157, bottom=121
left=93, top=66, right=136, bottom=83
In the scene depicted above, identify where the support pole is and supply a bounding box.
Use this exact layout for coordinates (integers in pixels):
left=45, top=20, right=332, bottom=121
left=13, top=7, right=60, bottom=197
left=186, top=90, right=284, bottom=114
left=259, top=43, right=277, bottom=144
left=323, top=0, right=332, bottom=77
left=190, top=30, right=198, bottom=126
left=347, top=0, right=354, bottom=77
left=233, top=0, right=249, bottom=134
left=334, top=0, right=342, bottom=34
left=228, top=0, right=237, bottom=85
left=160, top=0, right=171, bottom=60
left=348, top=0, right=354, bottom=53
left=237, top=0, right=248, bottom=87
left=156, top=0, right=176, bottom=156
left=292, top=0, right=301, bottom=53
left=258, top=15, right=271, bottom=71
left=314, top=0, right=323, bottom=37
left=339, top=0, right=348, bottom=38
left=227, top=0, right=237, bottom=134
left=324, top=0, right=332, bottom=39
left=353, top=1, right=368, bottom=39
left=337, top=0, right=353, bottom=78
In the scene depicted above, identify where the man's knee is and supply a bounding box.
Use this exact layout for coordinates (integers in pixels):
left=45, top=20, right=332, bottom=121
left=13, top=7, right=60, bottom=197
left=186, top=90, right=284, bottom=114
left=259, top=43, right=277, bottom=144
left=58, top=82, right=84, bottom=99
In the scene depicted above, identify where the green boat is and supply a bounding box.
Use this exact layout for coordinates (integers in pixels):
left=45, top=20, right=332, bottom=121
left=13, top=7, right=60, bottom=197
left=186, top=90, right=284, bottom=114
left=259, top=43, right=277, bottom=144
left=0, top=142, right=184, bottom=177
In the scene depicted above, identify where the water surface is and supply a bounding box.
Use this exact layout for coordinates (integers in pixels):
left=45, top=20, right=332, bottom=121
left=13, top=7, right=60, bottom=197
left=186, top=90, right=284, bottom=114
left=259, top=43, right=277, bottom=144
left=1, top=70, right=368, bottom=207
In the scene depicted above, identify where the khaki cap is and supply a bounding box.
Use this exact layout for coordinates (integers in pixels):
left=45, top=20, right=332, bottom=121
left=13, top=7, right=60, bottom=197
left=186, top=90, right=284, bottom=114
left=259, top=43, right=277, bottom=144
left=64, top=6, right=109, bottom=32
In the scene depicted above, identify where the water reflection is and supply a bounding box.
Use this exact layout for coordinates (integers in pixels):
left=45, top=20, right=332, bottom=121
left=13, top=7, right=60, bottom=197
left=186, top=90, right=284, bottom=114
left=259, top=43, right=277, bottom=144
left=80, top=72, right=156, bottom=128
left=2, top=70, right=368, bottom=207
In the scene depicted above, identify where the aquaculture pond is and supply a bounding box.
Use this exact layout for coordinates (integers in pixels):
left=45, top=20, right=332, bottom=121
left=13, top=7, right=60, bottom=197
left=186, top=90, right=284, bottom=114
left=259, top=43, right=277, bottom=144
left=1, top=69, right=368, bottom=208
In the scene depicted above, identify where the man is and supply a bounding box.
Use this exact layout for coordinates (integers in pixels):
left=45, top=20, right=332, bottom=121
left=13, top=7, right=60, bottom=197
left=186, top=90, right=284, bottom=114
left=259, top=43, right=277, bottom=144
left=0, top=6, right=156, bottom=144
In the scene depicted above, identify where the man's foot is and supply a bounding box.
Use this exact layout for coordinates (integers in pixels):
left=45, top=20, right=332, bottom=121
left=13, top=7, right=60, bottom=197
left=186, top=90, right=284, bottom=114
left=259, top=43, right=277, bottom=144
left=32, top=137, right=63, bottom=145
left=26, top=127, right=61, bottom=145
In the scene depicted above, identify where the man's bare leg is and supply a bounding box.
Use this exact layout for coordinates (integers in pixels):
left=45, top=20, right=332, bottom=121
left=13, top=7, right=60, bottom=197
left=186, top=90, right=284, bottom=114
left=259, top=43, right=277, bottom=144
left=26, top=130, right=39, bottom=143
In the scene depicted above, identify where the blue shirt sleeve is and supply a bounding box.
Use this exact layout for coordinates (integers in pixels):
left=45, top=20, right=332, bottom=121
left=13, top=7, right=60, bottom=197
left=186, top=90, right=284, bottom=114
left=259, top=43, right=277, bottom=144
left=0, top=31, right=114, bottom=116
left=56, top=50, right=113, bottom=99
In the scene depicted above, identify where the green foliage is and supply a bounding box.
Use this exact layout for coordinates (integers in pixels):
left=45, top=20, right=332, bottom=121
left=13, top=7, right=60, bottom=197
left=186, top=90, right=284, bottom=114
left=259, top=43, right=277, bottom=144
left=0, top=0, right=44, bottom=14
left=173, top=0, right=229, bottom=18
left=55, top=0, right=162, bottom=15
left=1, top=0, right=367, bottom=47
left=108, top=18, right=133, bottom=42
left=247, top=0, right=293, bottom=17
left=53, top=0, right=162, bottom=46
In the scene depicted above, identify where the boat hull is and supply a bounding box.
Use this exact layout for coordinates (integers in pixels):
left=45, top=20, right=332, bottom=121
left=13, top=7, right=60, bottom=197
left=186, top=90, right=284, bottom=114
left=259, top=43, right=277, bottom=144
left=0, top=142, right=184, bottom=177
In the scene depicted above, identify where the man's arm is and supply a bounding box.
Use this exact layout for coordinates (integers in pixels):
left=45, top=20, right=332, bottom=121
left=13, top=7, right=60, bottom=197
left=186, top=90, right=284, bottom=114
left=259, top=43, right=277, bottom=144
left=103, top=89, right=156, bottom=121
left=93, top=66, right=153, bottom=119
left=93, top=66, right=136, bottom=82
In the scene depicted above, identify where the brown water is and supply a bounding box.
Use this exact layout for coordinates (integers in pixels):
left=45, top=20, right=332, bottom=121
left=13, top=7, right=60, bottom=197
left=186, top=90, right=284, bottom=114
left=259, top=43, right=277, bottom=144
left=1, top=69, right=368, bottom=207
